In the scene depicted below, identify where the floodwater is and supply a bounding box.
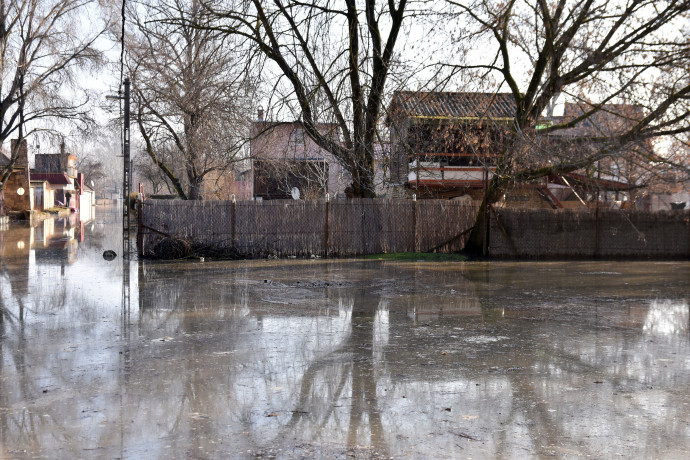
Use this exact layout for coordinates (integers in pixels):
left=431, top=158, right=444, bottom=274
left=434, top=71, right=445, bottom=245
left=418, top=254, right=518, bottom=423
left=1, top=209, right=689, bottom=459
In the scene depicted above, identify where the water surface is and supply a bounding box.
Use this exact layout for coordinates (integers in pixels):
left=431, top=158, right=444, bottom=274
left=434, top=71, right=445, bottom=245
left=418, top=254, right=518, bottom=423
left=1, top=209, right=689, bottom=459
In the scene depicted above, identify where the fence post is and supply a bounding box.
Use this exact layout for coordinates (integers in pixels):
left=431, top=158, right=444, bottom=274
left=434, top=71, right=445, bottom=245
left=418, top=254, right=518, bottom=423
left=413, top=199, right=419, bottom=253
left=324, top=199, right=330, bottom=257
left=594, top=204, right=600, bottom=258
left=137, top=199, right=144, bottom=257
left=231, top=199, right=236, bottom=250
left=360, top=200, right=366, bottom=254
left=687, top=215, right=690, bottom=258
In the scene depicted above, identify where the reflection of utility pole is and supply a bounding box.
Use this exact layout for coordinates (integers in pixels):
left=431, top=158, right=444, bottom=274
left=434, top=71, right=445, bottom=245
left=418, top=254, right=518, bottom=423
left=123, top=78, right=131, bottom=256
left=482, top=137, right=488, bottom=257
left=107, top=81, right=132, bottom=408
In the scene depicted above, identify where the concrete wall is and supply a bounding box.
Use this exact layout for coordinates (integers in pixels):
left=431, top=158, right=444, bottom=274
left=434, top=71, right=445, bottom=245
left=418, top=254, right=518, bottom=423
left=489, top=208, right=690, bottom=259
left=80, top=190, right=95, bottom=221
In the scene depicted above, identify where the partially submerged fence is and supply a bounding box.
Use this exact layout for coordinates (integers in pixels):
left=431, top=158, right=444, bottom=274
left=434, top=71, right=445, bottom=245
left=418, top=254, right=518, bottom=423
left=140, top=199, right=479, bottom=258
left=489, top=207, right=690, bottom=259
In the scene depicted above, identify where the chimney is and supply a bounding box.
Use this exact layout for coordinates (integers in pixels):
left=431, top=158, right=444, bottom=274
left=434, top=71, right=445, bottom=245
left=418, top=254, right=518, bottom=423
left=60, top=141, right=69, bottom=172
left=10, top=139, right=29, bottom=168
left=257, top=107, right=264, bottom=122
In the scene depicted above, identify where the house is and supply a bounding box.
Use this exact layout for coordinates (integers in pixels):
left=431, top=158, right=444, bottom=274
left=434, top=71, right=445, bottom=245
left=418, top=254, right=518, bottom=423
left=387, top=91, right=516, bottom=199
left=31, top=142, right=80, bottom=208
left=248, top=110, right=349, bottom=200
left=0, top=139, right=33, bottom=214
left=387, top=91, right=653, bottom=208
left=536, top=101, right=651, bottom=209
left=1, top=139, right=95, bottom=218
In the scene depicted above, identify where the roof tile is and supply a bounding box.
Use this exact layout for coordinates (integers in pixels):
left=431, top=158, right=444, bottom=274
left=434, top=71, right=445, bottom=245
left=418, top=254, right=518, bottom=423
left=390, top=91, right=516, bottom=119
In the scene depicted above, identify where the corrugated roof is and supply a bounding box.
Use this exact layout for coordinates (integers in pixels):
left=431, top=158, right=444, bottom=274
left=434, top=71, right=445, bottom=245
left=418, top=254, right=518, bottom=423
left=31, top=173, right=73, bottom=185
left=390, top=91, right=516, bottom=119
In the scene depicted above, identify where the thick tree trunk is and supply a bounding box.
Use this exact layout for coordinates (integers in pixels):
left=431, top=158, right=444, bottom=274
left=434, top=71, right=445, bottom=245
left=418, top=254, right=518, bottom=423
left=465, top=177, right=506, bottom=255
left=345, top=145, right=377, bottom=198
left=187, top=182, right=203, bottom=200
left=345, top=164, right=376, bottom=198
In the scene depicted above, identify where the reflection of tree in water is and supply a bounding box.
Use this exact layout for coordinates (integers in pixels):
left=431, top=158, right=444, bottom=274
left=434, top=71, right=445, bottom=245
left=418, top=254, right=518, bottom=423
left=3, top=256, right=685, bottom=457
left=106, top=262, right=690, bottom=455
left=0, top=225, right=69, bottom=455
left=273, top=291, right=388, bottom=456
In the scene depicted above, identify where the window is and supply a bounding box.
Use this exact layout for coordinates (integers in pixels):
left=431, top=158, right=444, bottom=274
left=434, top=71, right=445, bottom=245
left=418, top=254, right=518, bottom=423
left=293, top=127, right=305, bottom=145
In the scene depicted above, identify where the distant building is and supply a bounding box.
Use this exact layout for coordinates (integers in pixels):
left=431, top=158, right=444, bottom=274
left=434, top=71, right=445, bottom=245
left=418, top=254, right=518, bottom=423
left=538, top=102, right=651, bottom=209
left=1, top=139, right=94, bottom=218
left=1, top=139, right=33, bottom=213
left=31, top=142, right=80, bottom=208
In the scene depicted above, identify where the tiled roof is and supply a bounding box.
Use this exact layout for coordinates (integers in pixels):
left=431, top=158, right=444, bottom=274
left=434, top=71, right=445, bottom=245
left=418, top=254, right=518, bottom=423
left=389, top=91, right=516, bottom=119
left=549, top=103, right=645, bottom=137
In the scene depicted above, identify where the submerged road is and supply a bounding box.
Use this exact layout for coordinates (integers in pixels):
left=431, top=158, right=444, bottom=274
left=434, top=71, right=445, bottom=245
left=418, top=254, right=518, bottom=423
left=1, top=207, right=689, bottom=459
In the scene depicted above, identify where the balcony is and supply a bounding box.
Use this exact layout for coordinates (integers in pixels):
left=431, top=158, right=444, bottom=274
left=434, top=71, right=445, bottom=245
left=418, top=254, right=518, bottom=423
left=407, top=161, right=494, bottom=188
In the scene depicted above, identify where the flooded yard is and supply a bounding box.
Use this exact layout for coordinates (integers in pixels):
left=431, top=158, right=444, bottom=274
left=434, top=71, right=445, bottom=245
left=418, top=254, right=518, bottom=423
left=1, top=209, right=689, bottom=459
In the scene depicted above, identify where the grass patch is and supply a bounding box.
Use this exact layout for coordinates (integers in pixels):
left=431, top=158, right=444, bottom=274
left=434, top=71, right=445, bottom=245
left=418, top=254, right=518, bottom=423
left=363, top=252, right=468, bottom=262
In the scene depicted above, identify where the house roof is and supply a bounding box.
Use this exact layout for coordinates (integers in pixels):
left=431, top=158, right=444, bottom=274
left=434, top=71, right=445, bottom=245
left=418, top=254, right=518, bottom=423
left=545, top=102, right=645, bottom=137
left=389, top=91, right=517, bottom=120
left=31, top=172, right=73, bottom=185
left=0, top=151, right=9, bottom=167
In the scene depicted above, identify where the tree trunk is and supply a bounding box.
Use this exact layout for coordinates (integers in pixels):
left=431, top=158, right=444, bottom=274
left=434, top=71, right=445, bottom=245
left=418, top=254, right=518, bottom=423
left=187, top=181, right=203, bottom=200
left=346, top=166, right=376, bottom=198
left=465, top=177, right=506, bottom=255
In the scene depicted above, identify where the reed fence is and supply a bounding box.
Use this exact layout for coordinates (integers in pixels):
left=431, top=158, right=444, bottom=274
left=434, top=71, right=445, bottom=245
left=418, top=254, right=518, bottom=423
left=140, top=199, right=479, bottom=258
left=489, top=207, right=690, bottom=259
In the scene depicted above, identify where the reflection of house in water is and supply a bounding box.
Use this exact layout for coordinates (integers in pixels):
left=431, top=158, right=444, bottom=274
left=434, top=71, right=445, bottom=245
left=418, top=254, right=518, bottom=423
left=404, top=294, right=482, bottom=321
left=394, top=274, right=482, bottom=321
left=0, top=224, right=32, bottom=297
left=643, top=300, right=688, bottom=336
left=31, top=216, right=81, bottom=265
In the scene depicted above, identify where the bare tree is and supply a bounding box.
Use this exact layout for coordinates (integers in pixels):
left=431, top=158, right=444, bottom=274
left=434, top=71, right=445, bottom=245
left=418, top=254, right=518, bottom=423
left=203, top=0, right=415, bottom=197
left=0, top=0, right=106, bottom=196
left=133, top=149, right=176, bottom=195
left=126, top=0, right=254, bottom=200
left=442, top=0, right=690, bottom=251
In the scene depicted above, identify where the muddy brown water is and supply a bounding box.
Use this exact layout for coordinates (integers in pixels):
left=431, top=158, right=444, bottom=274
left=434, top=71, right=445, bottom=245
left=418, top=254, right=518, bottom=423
left=1, top=209, right=689, bottom=459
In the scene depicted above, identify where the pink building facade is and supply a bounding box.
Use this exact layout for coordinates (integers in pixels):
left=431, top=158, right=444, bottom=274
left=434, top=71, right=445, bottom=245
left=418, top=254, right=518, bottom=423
left=247, top=119, right=350, bottom=200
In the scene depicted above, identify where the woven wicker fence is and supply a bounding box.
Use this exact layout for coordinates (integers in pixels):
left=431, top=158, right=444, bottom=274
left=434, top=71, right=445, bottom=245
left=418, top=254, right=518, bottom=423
left=140, top=199, right=479, bottom=258
left=489, top=207, right=690, bottom=259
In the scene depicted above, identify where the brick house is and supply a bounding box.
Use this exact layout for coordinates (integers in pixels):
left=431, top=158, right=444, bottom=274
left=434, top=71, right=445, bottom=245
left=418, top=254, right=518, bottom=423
left=0, top=139, right=33, bottom=213
left=1, top=139, right=93, bottom=216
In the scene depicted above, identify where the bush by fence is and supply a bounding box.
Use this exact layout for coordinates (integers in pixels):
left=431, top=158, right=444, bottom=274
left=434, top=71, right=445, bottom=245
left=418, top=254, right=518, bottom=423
left=489, top=207, right=690, bottom=259
left=140, top=199, right=479, bottom=258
